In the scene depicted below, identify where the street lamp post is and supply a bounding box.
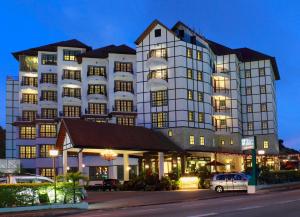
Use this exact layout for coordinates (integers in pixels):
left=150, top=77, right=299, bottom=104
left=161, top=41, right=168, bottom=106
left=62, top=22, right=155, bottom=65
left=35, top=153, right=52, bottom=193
left=49, top=149, right=59, bottom=203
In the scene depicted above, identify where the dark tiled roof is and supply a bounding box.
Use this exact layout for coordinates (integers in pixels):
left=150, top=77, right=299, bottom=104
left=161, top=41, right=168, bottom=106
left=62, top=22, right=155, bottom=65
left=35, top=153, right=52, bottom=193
left=12, top=39, right=92, bottom=60
left=56, top=118, right=182, bottom=152
left=234, top=48, right=280, bottom=80
left=206, top=39, right=236, bottom=56
left=79, top=44, right=135, bottom=58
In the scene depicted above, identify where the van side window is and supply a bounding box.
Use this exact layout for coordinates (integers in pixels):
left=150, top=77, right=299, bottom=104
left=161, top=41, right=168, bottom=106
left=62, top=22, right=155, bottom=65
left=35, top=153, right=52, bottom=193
left=15, top=178, right=35, bottom=183
left=226, top=174, right=234, bottom=180
left=234, top=175, right=242, bottom=180
left=216, top=175, right=225, bottom=180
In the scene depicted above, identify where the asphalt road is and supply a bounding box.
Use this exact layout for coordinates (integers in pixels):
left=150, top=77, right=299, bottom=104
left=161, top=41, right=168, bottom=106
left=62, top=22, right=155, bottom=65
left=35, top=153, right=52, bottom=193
left=73, top=189, right=300, bottom=217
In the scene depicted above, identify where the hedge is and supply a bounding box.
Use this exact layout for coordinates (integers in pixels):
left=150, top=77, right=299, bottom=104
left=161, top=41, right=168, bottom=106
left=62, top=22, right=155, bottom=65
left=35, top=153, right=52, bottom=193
left=0, top=182, right=82, bottom=208
left=258, top=170, right=300, bottom=185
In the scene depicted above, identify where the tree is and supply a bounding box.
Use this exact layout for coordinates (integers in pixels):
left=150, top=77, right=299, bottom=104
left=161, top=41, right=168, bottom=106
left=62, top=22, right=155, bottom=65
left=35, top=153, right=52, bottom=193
left=0, top=127, right=5, bottom=159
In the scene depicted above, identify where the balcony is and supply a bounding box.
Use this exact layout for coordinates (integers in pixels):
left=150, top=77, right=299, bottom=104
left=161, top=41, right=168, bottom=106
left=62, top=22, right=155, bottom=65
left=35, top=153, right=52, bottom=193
left=59, top=111, right=82, bottom=118
left=19, top=56, right=38, bottom=72
left=214, top=126, right=232, bottom=135
left=15, top=116, right=36, bottom=123
left=61, top=73, right=81, bottom=86
left=61, top=93, right=81, bottom=105
left=147, top=69, right=168, bottom=91
left=111, top=106, right=137, bottom=114
left=213, top=107, right=231, bottom=116
left=147, top=49, right=168, bottom=68
left=39, top=97, right=57, bottom=102
left=212, top=87, right=230, bottom=97
left=87, top=92, right=107, bottom=102
left=20, top=99, right=38, bottom=105
left=83, top=108, right=108, bottom=117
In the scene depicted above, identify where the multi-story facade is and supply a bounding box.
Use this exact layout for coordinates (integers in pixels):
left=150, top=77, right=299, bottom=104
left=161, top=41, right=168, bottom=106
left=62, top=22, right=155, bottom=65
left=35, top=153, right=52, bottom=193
left=135, top=20, right=279, bottom=171
left=8, top=40, right=137, bottom=178
left=6, top=20, right=280, bottom=177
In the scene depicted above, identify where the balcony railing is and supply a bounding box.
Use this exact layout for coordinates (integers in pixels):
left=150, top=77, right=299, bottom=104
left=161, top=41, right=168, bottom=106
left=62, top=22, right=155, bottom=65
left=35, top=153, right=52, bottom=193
left=114, top=88, right=134, bottom=93
left=59, top=111, right=82, bottom=118
left=213, top=87, right=230, bottom=94
left=147, top=70, right=168, bottom=81
left=62, top=75, right=81, bottom=82
left=61, top=93, right=81, bottom=99
left=21, top=81, right=38, bottom=87
left=112, top=106, right=137, bottom=113
left=20, top=99, right=38, bottom=104
left=87, top=91, right=107, bottom=96
left=214, top=107, right=230, bottom=113
left=84, top=108, right=108, bottom=115
left=39, top=97, right=57, bottom=102
left=147, top=49, right=168, bottom=60
left=16, top=116, right=36, bottom=122
left=40, top=79, right=57, bottom=85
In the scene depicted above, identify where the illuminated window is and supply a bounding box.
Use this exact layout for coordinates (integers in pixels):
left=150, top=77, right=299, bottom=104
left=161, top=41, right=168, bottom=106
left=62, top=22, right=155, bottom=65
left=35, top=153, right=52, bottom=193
left=41, top=90, right=57, bottom=101
left=21, top=94, right=37, bottom=104
left=246, top=87, right=252, bottom=95
left=41, top=54, right=57, bottom=65
left=220, top=139, right=225, bottom=145
left=148, top=69, right=168, bottom=80
left=197, top=71, right=203, bottom=81
left=40, top=168, right=55, bottom=179
left=19, top=126, right=36, bottom=139
left=248, top=122, right=254, bottom=131
left=87, top=65, right=106, bottom=77
left=263, top=140, right=269, bottom=149
left=188, top=111, right=194, bottom=121
left=40, top=124, right=56, bottom=138
left=22, top=111, right=36, bottom=121
left=197, top=51, right=202, bottom=60
left=89, top=103, right=107, bottom=114
left=261, top=103, right=267, bottom=112
left=198, top=112, right=204, bottom=123
left=259, top=68, right=265, bottom=76
left=260, top=85, right=266, bottom=94
left=63, top=87, right=81, bottom=99
left=151, top=90, right=168, bottom=107
left=247, top=105, right=253, bottom=113
left=189, top=135, right=195, bottom=145
left=198, top=92, right=203, bottom=102
left=115, top=100, right=133, bottom=112
left=230, top=139, right=234, bottom=145
left=63, top=50, right=81, bottom=61
left=114, top=62, right=133, bottom=72
left=148, top=49, right=167, bottom=59
left=200, top=136, right=205, bottom=145
left=262, top=121, right=268, bottom=129
left=220, top=119, right=227, bottom=126
left=62, top=69, right=81, bottom=81
left=40, top=144, right=55, bottom=158
left=19, top=146, right=36, bottom=159
left=187, top=68, right=193, bottom=79
left=41, top=73, right=57, bottom=84
left=245, top=70, right=251, bottom=78
left=88, top=84, right=106, bottom=95
left=63, top=106, right=81, bottom=117
left=116, top=116, right=135, bottom=126
left=114, top=81, right=133, bottom=93
left=219, top=100, right=226, bottom=108
left=41, top=108, right=57, bottom=119
left=21, top=76, right=38, bottom=87
left=168, top=130, right=173, bottom=137
left=188, top=90, right=193, bottom=100
left=19, top=56, right=38, bottom=72
left=152, top=112, right=168, bottom=128
left=187, top=48, right=193, bottom=58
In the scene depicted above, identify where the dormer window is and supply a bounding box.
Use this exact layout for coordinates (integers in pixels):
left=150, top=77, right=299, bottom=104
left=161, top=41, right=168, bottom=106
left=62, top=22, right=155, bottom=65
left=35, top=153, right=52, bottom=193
left=63, top=49, right=81, bottom=61
left=190, top=36, right=196, bottom=44
left=155, top=29, right=161, bottom=37
left=178, top=30, right=184, bottom=38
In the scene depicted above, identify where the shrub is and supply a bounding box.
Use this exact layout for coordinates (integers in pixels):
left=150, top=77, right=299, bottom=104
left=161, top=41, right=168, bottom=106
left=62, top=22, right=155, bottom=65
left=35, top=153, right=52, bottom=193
left=258, top=169, right=300, bottom=184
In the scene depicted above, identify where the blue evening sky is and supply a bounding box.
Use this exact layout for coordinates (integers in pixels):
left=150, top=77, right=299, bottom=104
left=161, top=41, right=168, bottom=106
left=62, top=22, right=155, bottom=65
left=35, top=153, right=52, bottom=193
left=0, top=0, right=299, bottom=149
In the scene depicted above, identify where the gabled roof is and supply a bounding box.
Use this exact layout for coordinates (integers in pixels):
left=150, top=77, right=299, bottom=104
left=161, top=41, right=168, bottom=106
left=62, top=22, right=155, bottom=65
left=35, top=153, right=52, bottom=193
left=79, top=44, right=135, bottom=59
left=171, top=21, right=206, bottom=42
left=134, top=19, right=176, bottom=45
left=12, top=39, right=92, bottom=60
left=234, top=48, right=280, bottom=80
left=206, top=39, right=236, bottom=56
left=56, top=119, right=182, bottom=152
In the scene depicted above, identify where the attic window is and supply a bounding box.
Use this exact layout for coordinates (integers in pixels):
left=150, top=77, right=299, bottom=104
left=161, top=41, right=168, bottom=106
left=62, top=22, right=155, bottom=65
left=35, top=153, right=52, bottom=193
left=190, top=36, right=196, bottom=44
left=155, top=29, right=161, bottom=37
left=178, top=30, right=184, bottom=38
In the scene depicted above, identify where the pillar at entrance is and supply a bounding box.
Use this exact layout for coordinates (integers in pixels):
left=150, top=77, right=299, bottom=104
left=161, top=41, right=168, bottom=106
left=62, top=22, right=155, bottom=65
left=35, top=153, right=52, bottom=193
left=78, top=151, right=83, bottom=173
left=123, top=153, right=129, bottom=181
left=63, top=149, right=68, bottom=175
left=158, top=152, right=164, bottom=180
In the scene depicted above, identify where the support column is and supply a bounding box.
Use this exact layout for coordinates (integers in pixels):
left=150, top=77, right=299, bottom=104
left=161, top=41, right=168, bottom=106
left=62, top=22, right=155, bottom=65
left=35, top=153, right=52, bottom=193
left=63, top=149, right=68, bottom=175
left=123, top=153, right=129, bottom=181
left=158, top=152, right=164, bottom=180
left=78, top=151, right=83, bottom=173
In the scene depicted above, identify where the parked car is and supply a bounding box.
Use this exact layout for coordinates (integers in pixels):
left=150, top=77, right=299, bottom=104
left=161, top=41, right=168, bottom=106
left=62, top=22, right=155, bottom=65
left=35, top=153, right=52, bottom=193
left=211, top=173, right=248, bottom=193
left=101, top=179, right=120, bottom=191
left=1, top=175, right=54, bottom=184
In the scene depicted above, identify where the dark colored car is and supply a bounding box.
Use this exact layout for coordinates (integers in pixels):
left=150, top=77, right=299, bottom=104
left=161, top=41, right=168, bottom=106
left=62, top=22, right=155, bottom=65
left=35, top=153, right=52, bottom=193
left=101, top=179, right=120, bottom=191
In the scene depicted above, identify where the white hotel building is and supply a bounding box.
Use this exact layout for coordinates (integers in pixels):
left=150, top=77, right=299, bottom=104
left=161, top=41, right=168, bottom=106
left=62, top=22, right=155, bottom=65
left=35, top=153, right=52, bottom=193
left=6, top=20, right=280, bottom=178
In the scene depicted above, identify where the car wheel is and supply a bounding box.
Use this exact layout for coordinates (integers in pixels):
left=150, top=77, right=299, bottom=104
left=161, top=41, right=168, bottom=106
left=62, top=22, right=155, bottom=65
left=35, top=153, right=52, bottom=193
left=215, top=186, right=224, bottom=193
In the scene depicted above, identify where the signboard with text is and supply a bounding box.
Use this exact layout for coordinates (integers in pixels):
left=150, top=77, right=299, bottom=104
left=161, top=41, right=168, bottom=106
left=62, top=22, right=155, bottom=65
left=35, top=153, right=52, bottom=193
left=241, top=137, right=255, bottom=150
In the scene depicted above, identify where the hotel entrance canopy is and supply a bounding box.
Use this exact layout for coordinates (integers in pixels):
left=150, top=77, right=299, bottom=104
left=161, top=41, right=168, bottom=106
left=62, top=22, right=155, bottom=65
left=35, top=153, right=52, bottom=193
left=56, top=119, right=182, bottom=180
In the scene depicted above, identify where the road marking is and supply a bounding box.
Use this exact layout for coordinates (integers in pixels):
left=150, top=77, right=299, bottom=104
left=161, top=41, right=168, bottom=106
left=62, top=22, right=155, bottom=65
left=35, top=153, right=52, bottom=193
left=181, top=203, right=207, bottom=208
left=276, top=199, right=300, bottom=204
left=187, top=212, right=218, bottom=217
left=236, top=205, right=263, bottom=211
